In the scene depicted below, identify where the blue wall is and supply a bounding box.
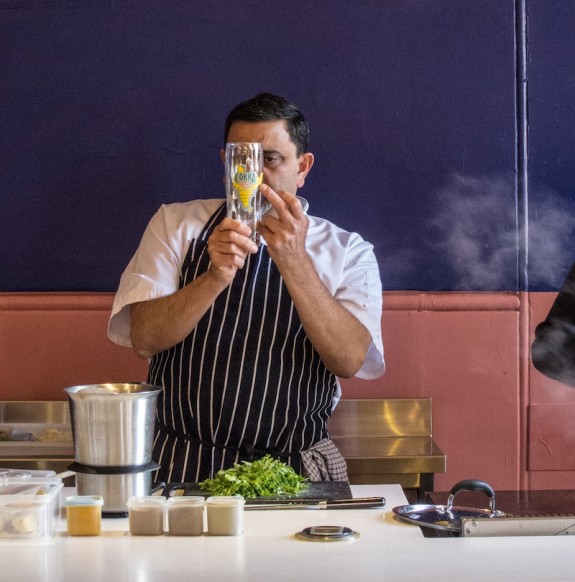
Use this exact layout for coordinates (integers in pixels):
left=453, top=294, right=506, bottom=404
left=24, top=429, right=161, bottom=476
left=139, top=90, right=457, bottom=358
left=1, top=1, right=573, bottom=292
left=527, top=0, right=575, bottom=291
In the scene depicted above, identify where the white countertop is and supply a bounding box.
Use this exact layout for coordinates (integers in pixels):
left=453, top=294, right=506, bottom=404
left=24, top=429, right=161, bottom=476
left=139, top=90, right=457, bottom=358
left=2, top=484, right=575, bottom=581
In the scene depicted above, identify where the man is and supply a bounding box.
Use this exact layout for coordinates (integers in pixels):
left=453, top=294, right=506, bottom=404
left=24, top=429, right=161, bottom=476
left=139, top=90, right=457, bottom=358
left=108, top=93, right=385, bottom=483
left=532, top=261, right=575, bottom=386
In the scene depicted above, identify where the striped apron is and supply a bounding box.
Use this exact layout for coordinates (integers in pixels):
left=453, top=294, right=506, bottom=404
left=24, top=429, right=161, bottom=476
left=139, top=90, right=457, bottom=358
left=149, top=203, right=338, bottom=483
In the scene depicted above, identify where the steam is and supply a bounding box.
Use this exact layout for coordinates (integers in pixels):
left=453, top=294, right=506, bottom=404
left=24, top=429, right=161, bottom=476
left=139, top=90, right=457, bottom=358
left=427, top=173, right=575, bottom=290
left=529, top=185, right=575, bottom=288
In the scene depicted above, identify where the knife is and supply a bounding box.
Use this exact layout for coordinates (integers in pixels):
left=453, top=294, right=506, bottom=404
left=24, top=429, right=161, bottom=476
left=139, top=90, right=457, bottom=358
left=244, top=496, right=386, bottom=510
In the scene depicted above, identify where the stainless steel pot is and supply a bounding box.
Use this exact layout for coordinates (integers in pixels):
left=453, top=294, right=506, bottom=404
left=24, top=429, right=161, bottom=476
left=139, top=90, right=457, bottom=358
left=64, top=383, right=161, bottom=467
left=72, top=462, right=160, bottom=515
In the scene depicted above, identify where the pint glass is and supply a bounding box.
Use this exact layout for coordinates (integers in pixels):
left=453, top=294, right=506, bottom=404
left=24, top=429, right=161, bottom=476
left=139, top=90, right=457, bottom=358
left=225, top=142, right=264, bottom=244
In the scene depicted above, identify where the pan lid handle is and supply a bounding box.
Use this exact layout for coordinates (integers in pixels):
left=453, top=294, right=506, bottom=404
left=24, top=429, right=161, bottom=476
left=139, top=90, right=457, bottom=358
left=446, top=479, right=497, bottom=514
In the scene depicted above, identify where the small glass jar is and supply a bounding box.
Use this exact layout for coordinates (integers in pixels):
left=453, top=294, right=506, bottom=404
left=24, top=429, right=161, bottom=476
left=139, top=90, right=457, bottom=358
left=127, top=496, right=166, bottom=535
left=65, top=495, right=103, bottom=536
left=206, top=496, right=245, bottom=536
left=167, top=496, right=205, bottom=536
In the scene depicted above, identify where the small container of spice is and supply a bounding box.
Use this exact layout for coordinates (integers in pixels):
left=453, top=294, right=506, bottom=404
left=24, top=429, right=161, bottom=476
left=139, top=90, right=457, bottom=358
left=167, top=496, right=205, bottom=536
left=127, top=496, right=166, bottom=536
left=206, top=496, right=245, bottom=536
left=65, top=495, right=103, bottom=536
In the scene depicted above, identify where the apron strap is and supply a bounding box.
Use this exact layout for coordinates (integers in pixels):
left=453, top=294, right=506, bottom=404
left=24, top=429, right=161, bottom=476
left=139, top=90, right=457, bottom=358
left=156, top=420, right=290, bottom=463
left=198, top=202, right=226, bottom=240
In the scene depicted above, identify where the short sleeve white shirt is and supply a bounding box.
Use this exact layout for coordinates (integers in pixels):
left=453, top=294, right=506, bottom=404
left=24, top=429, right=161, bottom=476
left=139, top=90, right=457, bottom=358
left=108, top=198, right=385, bottom=380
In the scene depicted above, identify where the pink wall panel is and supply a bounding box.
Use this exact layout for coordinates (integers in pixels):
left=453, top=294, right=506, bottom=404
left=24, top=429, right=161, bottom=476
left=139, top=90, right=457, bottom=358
left=529, top=471, right=575, bottom=490
left=4, top=290, right=575, bottom=493
left=529, top=405, right=575, bottom=470
left=529, top=294, right=575, bottom=405
left=342, top=292, right=522, bottom=491
left=0, top=293, right=147, bottom=401
left=528, top=292, right=575, bottom=485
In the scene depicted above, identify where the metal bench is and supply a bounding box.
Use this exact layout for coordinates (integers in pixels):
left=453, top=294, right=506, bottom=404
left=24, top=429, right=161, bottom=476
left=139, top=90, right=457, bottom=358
left=328, top=398, right=446, bottom=502
left=1, top=399, right=446, bottom=502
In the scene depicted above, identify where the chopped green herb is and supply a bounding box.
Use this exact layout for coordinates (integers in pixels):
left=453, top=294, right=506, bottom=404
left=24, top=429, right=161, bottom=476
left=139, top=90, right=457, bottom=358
left=199, top=455, right=309, bottom=498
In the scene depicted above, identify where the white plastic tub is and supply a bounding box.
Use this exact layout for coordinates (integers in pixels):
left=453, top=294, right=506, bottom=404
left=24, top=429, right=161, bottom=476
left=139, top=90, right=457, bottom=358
left=0, top=475, right=63, bottom=543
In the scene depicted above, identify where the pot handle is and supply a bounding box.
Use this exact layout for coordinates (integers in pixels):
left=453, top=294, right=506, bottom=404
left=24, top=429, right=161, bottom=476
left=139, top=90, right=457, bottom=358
left=446, top=479, right=498, bottom=514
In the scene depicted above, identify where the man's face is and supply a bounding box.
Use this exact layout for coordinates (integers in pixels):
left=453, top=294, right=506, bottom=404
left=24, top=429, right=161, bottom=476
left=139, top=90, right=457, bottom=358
left=224, top=120, right=313, bottom=195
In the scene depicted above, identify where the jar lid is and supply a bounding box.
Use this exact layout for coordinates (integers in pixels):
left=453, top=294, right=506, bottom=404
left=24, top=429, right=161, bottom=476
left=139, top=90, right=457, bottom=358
left=167, top=495, right=205, bottom=506
left=206, top=495, right=245, bottom=506
left=127, top=495, right=166, bottom=507
left=0, top=469, right=32, bottom=480
left=65, top=495, right=104, bottom=507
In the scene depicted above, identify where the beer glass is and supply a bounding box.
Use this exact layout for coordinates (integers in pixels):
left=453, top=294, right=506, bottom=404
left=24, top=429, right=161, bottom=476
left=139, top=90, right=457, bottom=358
left=225, top=142, right=264, bottom=244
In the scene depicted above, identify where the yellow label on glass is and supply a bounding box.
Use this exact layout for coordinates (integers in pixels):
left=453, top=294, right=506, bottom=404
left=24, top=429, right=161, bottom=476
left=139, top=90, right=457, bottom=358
left=232, top=165, right=263, bottom=209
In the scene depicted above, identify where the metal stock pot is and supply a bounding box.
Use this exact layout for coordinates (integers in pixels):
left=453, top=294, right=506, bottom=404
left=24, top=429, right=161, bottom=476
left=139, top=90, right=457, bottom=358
left=64, top=383, right=161, bottom=466
left=70, top=461, right=161, bottom=515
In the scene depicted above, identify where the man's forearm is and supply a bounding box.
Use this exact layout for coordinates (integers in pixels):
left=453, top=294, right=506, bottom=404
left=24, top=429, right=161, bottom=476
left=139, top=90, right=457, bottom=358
left=130, top=271, right=228, bottom=358
left=130, top=218, right=258, bottom=358
left=258, top=185, right=372, bottom=377
left=280, top=256, right=372, bottom=378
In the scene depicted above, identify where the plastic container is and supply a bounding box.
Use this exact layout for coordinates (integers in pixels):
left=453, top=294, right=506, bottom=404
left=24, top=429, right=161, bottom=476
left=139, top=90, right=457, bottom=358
left=0, top=476, right=63, bottom=543
left=127, top=495, right=166, bottom=535
left=65, top=495, right=103, bottom=536
left=206, top=496, right=245, bottom=536
left=0, top=469, right=56, bottom=479
left=167, top=496, right=205, bottom=536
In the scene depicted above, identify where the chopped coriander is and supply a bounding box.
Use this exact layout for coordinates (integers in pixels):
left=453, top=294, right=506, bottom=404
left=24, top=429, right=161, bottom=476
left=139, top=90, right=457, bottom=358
left=199, top=455, right=308, bottom=498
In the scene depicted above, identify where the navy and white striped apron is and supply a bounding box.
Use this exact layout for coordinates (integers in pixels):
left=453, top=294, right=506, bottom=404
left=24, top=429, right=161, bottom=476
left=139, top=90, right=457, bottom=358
left=149, top=203, right=338, bottom=483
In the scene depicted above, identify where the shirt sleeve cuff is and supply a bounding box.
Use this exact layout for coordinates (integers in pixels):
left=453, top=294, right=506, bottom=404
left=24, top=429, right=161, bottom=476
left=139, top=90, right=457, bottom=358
left=108, top=275, right=174, bottom=347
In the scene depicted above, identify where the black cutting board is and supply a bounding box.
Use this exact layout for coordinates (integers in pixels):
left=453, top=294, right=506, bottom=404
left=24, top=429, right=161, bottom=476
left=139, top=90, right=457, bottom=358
left=163, top=481, right=353, bottom=504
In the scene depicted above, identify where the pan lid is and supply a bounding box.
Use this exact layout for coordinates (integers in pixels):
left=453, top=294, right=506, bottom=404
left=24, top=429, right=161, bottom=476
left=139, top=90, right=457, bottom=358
left=393, top=479, right=506, bottom=533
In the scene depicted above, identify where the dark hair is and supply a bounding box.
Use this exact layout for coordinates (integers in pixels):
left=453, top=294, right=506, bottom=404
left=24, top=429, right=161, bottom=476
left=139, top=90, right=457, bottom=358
left=224, top=93, right=310, bottom=155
